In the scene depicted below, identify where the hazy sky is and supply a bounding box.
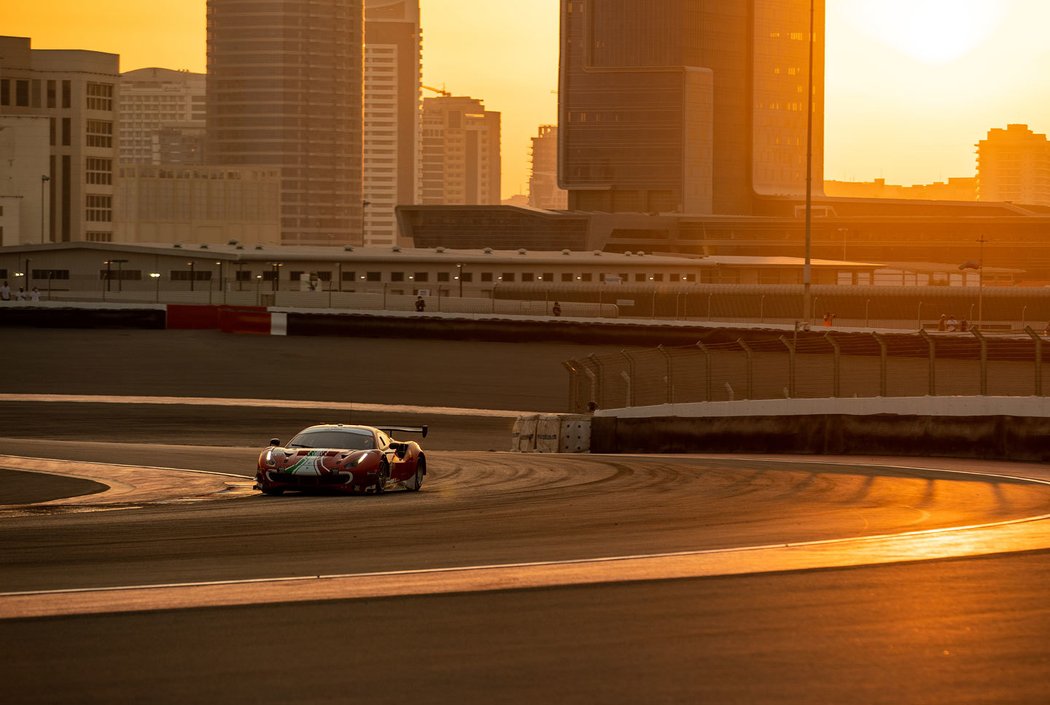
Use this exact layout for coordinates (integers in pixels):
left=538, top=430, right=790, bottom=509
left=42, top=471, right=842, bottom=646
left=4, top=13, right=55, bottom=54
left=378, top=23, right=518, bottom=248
left=4, top=0, right=1050, bottom=197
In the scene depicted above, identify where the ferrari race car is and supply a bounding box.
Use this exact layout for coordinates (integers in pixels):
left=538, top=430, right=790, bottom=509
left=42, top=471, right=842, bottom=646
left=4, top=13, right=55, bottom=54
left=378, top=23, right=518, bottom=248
left=255, top=424, right=427, bottom=496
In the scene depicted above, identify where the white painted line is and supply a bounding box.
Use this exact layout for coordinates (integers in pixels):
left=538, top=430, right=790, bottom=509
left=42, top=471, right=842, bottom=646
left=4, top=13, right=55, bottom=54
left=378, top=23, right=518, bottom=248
left=0, top=393, right=536, bottom=419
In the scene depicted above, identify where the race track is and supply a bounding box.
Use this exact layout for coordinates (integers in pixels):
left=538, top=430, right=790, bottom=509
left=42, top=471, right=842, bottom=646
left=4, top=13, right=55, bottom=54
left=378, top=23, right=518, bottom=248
left=2, top=330, right=1049, bottom=704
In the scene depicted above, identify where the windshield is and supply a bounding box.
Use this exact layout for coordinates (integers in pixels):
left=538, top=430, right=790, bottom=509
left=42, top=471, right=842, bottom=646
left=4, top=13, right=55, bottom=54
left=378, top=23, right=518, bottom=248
left=288, top=430, right=376, bottom=450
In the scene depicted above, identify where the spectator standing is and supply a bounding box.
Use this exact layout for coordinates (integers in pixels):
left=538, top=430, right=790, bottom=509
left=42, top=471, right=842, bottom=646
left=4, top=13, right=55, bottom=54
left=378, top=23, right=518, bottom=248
left=0, top=281, right=10, bottom=301
left=30, top=287, right=40, bottom=303
left=415, top=295, right=426, bottom=312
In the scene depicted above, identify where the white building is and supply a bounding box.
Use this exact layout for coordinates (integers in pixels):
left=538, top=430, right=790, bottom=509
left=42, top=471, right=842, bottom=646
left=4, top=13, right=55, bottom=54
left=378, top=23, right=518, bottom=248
left=0, top=116, right=50, bottom=245
left=364, top=0, right=421, bottom=247
left=118, top=68, right=206, bottom=165
left=0, top=36, right=119, bottom=243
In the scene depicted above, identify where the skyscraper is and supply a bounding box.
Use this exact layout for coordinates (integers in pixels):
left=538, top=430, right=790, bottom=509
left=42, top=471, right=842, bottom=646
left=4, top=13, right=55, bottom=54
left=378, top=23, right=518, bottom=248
left=206, top=0, right=364, bottom=246
left=529, top=125, right=567, bottom=210
left=421, top=96, right=501, bottom=206
left=559, top=0, right=824, bottom=215
left=364, top=0, right=421, bottom=246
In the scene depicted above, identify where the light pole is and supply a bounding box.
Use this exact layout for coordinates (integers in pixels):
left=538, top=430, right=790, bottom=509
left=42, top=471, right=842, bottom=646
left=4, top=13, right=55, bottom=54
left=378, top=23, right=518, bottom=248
left=40, top=175, right=50, bottom=244
left=110, top=258, right=128, bottom=293
left=150, top=272, right=161, bottom=302
left=255, top=274, right=263, bottom=305
left=104, top=260, right=112, bottom=293
left=802, top=0, right=815, bottom=325
left=977, top=236, right=986, bottom=331
left=188, top=261, right=196, bottom=292
left=456, top=263, right=463, bottom=297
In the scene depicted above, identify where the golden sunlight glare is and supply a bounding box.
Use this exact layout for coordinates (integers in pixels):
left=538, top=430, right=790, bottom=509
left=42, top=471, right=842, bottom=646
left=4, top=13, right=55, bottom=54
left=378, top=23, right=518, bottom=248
left=843, top=0, right=1004, bottom=64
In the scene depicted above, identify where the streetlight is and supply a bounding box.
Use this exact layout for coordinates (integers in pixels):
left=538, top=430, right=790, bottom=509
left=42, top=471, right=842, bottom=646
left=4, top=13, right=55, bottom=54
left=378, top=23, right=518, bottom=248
left=150, top=272, right=161, bottom=302
left=802, top=0, right=815, bottom=325
left=40, top=175, right=50, bottom=244
left=104, top=260, right=112, bottom=293
left=271, top=262, right=282, bottom=292
left=110, top=258, right=128, bottom=293
left=456, top=263, right=464, bottom=297
left=188, top=261, right=196, bottom=292
left=255, top=274, right=263, bottom=305
left=958, top=237, right=986, bottom=331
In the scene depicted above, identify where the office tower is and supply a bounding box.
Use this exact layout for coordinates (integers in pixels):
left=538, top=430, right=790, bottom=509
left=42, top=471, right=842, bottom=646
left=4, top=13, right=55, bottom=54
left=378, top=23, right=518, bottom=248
left=529, top=125, right=567, bottom=210
left=559, top=0, right=825, bottom=215
left=0, top=36, right=119, bottom=243
left=119, top=68, right=206, bottom=165
left=207, top=0, right=365, bottom=246
left=421, top=96, right=501, bottom=205
left=364, top=0, right=421, bottom=246
left=977, top=124, right=1050, bottom=206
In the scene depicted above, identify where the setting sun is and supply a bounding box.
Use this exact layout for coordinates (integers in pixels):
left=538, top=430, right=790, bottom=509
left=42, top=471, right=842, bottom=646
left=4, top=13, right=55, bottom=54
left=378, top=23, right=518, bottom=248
left=841, top=0, right=1003, bottom=64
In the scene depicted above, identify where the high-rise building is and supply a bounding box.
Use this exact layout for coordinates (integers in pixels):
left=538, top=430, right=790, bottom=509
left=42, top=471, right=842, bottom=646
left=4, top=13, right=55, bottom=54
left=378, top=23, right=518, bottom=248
left=0, top=36, right=119, bottom=243
left=364, top=0, right=421, bottom=246
left=558, top=0, right=824, bottom=215
left=421, top=96, right=501, bottom=206
left=119, top=68, right=206, bottom=165
left=529, top=125, right=567, bottom=210
left=206, top=0, right=365, bottom=246
left=977, top=124, right=1050, bottom=206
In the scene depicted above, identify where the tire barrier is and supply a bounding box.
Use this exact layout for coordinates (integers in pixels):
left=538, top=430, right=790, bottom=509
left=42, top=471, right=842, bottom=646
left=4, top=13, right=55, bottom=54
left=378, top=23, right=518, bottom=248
left=512, top=414, right=592, bottom=453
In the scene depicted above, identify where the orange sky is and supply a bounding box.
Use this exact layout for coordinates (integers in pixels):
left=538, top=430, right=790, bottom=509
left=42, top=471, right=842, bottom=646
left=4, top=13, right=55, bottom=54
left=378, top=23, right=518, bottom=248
left=3, top=0, right=1049, bottom=198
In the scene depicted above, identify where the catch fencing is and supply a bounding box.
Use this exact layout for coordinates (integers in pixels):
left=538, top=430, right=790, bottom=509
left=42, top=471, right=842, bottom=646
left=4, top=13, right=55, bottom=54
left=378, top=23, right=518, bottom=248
left=562, top=328, right=1050, bottom=413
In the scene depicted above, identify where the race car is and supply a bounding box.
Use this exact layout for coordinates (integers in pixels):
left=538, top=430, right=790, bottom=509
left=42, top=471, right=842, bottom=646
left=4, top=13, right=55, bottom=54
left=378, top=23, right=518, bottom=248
left=255, top=423, right=427, bottom=496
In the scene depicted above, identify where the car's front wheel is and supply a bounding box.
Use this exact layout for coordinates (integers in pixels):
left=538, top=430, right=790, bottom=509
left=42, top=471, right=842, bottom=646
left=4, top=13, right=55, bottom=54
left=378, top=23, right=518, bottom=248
left=374, top=460, right=390, bottom=494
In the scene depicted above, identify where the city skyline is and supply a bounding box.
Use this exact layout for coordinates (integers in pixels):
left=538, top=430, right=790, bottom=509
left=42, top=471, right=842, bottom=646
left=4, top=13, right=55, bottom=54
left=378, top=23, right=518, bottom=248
left=4, top=1, right=1050, bottom=198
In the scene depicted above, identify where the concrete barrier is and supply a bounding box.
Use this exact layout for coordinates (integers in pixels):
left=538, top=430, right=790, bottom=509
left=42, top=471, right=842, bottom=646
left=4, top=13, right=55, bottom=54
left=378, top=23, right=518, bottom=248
left=590, top=411, right=1050, bottom=463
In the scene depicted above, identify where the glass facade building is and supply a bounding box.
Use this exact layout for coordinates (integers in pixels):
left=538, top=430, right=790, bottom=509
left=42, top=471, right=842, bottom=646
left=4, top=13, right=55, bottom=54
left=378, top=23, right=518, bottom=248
left=559, top=0, right=824, bottom=216
left=206, top=0, right=365, bottom=246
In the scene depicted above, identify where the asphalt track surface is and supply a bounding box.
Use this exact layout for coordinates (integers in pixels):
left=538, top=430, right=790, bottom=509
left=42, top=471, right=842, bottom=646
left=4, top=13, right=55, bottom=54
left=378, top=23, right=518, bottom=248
left=2, top=329, right=1050, bottom=704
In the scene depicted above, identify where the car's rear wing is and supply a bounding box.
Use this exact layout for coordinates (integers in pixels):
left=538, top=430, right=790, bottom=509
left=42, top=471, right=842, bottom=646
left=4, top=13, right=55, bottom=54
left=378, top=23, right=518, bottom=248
left=380, top=425, right=428, bottom=438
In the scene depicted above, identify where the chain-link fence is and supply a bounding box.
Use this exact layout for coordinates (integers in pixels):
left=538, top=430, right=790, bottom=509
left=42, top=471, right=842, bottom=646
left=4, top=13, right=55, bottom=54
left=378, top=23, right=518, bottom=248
left=563, top=328, right=1050, bottom=413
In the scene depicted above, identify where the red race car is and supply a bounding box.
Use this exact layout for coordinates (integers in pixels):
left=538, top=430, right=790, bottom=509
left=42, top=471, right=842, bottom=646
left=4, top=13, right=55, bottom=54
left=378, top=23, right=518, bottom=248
left=255, top=424, right=427, bottom=496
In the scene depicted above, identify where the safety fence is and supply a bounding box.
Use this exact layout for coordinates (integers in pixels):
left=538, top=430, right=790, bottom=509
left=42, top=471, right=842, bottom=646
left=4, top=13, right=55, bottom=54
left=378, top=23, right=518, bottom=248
left=562, top=328, right=1050, bottom=413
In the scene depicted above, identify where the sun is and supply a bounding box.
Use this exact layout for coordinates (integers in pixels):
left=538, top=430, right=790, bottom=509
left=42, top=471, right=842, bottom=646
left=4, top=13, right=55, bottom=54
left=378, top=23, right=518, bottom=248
left=842, top=0, right=1005, bottom=65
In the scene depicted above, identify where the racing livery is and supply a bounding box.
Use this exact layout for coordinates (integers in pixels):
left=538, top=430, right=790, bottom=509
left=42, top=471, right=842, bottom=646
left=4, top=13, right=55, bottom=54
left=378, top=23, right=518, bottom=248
left=255, top=424, right=427, bottom=495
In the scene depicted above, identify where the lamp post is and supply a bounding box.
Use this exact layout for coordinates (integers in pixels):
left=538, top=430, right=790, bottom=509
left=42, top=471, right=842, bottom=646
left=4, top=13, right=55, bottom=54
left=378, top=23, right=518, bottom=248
left=23, top=258, right=31, bottom=290
left=255, top=274, right=263, bottom=305
left=456, top=263, right=464, bottom=297
left=150, top=272, right=161, bottom=302
left=977, top=236, right=986, bottom=331
left=361, top=200, right=371, bottom=242
left=110, top=258, right=128, bottom=293
left=802, top=0, right=815, bottom=325
left=104, top=260, right=112, bottom=293
left=40, top=175, right=50, bottom=244
left=271, top=262, right=281, bottom=292
left=188, top=261, right=196, bottom=292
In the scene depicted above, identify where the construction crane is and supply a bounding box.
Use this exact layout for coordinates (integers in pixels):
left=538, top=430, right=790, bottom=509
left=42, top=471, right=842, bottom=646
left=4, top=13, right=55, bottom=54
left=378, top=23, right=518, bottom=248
left=422, top=84, right=451, bottom=97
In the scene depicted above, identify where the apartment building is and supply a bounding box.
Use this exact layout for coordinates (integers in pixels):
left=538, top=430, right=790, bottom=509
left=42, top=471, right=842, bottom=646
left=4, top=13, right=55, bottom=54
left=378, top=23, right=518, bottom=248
left=0, top=35, right=119, bottom=242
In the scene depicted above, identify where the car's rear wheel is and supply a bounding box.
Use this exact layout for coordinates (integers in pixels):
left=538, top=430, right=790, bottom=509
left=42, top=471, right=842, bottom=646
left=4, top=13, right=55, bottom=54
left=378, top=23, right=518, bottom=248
left=374, top=460, right=389, bottom=494
left=407, top=457, right=425, bottom=492
left=261, top=486, right=284, bottom=496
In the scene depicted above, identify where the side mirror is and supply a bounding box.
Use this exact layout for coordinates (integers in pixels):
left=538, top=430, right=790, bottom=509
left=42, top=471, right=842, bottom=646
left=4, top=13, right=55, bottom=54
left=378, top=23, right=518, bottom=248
left=270, top=438, right=281, bottom=447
